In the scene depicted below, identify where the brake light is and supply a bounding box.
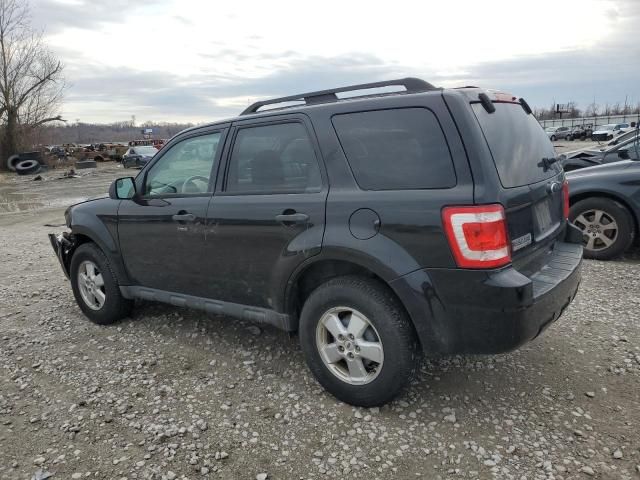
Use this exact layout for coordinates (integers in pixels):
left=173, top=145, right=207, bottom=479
left=442, top=204, right=511, bottom=269
left=562, top=180, right=570, bottom=219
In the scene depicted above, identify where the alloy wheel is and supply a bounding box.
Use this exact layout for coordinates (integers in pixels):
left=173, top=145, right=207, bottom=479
left=77, top=260, right=106, bottom=310
left=573, top=209, right=619, bottom=252
left=315, top=307, right=384, bottom=385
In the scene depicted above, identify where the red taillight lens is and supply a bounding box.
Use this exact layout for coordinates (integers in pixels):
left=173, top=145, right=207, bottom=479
left=442, top=204, right=511, bottom=269
left=562, top=180, right=570, bottom=219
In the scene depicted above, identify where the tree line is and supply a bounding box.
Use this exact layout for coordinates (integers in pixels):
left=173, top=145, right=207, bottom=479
left=34, top=121, right=195, bottom=146
left=534, top=100, right=640, bottom=121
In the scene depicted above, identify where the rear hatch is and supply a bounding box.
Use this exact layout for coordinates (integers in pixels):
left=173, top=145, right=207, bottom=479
left=470, top=95, right=566, bottom=266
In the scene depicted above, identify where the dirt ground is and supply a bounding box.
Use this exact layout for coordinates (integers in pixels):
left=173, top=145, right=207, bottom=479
left=1, top=163, right=639, bottom=480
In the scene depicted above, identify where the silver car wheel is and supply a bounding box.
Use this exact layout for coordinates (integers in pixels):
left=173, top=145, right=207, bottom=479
left=315, top=306, right=384, bottom=386
left=573, top=209, right=619, bottom=252
left=77, top=260, right=106, bottom=310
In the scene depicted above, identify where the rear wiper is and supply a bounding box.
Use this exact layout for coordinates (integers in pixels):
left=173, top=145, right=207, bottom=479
left=538, top=157, right=559, bottom=171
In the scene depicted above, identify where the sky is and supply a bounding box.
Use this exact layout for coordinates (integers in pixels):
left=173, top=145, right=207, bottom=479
left=30, top=0, right=640, bottom=124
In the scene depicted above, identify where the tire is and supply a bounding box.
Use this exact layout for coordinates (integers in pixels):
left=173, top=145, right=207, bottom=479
left=15, top=159, right=41, bottom=175
left=70, top=243, right=133, bottom=324
left=7, top=154, right=20, bottom=171
left=570, top=197, right=635, bottom=260
left=299, top=275, right=419, bottom=407
left=550, top=135, right=556, bottom=141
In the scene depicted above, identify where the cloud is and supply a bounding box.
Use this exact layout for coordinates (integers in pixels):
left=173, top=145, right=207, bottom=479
left=33, top=0, right=640, bottom=122
left=31, top=0, right=163, bottom=34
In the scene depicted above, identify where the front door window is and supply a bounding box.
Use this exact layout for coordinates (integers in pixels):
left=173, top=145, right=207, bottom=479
left=145, top=133, right=221, bottom=196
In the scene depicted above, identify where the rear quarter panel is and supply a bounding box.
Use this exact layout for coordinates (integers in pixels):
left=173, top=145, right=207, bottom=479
left=304, top=92, right=474, bottom=277
left=568, top=161, right=640, bottom=222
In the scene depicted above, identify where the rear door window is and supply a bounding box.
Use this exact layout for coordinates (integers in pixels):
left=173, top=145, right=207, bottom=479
left=331, top=108, right=456, bottom=190
left=225, top=122, right=322, bottom=194
left=472, top=103, right=561, bottom=188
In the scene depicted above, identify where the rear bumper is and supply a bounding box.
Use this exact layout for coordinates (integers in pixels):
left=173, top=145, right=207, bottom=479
left=391, top=226, right=583, bottom=354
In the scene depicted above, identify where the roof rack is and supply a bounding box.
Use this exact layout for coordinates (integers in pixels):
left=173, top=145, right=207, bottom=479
left=240, top=77, right=436, bottom=115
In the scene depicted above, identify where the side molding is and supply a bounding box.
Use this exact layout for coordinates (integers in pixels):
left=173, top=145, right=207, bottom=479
left=120, top=286, right=294, bottom=331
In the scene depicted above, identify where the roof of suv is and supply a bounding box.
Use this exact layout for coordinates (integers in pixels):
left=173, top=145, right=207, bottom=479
left=177, top=77, right=524, bottom=137
left=178, top=78, right=452, bottom=135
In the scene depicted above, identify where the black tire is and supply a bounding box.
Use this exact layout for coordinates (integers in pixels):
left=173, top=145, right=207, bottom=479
left=570, top=197, right=635, bottom=260
left=550, top=135, right=556, bottom=141
left=15, top=159, right=41, bottom=175
left=7, top=154, right=20, bottom=171
left=299, top=275, right=419, bottom=407
left=70, top=243, right=133, bottom=324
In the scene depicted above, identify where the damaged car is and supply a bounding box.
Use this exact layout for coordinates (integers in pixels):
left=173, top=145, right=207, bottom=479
left=49, top=78, right=583, bottom=407
left=559, top=132, right=640, bottom=171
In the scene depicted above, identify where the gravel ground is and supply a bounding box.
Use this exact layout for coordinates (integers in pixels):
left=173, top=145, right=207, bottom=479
left=1, top=164, right=639, bottom=480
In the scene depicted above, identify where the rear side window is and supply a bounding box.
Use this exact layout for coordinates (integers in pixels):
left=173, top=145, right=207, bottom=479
left=226, top=122, right=322, bottom=194
left=332, top=108, right=456, bottom=190
left=472, top=103, right=560, bottom=188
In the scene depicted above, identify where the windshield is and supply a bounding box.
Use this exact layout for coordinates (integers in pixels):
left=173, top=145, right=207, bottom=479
left=136, top=146, right=157, bottom=155
left=597, top=124, right=615, bottom=131
left=472, top=102, right=560, bottom=188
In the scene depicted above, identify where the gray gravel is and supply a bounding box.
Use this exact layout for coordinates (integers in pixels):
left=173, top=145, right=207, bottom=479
left=1, top=165, right=639, bottom=479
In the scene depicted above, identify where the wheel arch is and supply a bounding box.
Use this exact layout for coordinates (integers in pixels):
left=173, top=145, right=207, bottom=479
left=283, top=257, right=426, bottom=350
left=69, top=228, right=131, bottom=285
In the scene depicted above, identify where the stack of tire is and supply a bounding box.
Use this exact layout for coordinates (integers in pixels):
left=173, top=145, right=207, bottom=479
left=7, top=152, right=43, bottom=175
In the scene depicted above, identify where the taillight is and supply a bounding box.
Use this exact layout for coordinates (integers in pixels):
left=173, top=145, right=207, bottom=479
left=562, top=180, right=570, bottom=219
left=442, top=204, right=511, bottom=269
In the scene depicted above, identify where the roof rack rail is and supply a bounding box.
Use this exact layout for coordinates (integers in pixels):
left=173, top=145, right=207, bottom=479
left=240, top=77, right=436, bottom=115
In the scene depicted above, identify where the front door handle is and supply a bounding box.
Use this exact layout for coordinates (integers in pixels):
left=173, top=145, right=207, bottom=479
left=275, top=212, right=309, bottom=224
left=172, top=213, right=196, bottom=222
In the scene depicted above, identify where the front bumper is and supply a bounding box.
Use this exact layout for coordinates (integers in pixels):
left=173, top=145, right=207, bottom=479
left=48, top=232, right=75, bottom=279
left=391, top=226, right=583, bottom=355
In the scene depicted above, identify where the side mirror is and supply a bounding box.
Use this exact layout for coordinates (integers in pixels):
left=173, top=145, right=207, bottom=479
left=109, top=177, right=136, bottom=199
left=618, top=149, right=630, bottom=160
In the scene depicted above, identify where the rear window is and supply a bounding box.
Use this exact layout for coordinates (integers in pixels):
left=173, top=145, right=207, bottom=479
left=472, top=103, right=560, bottom=188
left=332, top=108, right=456, bottom=190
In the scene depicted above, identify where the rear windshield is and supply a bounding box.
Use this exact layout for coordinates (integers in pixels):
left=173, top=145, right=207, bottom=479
left=472, top=103, right=560, bottom=188
left=332, top=108, right=456, bottom=190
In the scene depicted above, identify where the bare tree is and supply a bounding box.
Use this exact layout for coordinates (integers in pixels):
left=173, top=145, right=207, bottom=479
left=0, top=0, right=65, bottom=168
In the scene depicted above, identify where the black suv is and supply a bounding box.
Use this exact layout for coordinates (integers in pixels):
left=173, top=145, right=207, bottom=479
left=50, top=78, right=583, bottom=406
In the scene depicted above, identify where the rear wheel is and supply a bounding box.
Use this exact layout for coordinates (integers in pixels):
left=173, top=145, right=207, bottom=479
left=70, top=243, right=133, bottom=324
left=570, top=197, right=635, bottom=260
left=299, top=275, right=418, bottom=407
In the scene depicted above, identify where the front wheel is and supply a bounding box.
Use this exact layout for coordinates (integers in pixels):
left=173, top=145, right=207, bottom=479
left=550, top=135, right=556, bottom=141
left=570, top=197, right=635, bottom=260
left=70, top=243, right=133, bottom=324
left=299, top=276, right=418, bottom=407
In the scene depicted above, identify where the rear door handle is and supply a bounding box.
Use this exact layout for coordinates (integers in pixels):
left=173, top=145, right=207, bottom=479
left=275, top=212, right=309, bottom=224
left=172, top=213, right=196, bottom=222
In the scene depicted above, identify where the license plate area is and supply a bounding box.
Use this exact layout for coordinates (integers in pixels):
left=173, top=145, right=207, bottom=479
left=533, top=197, right=553, bottom=239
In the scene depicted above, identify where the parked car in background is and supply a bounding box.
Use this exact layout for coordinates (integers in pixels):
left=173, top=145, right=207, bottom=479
left=567, top=124, right=593, bottom=141
left=567, top=153, right=640, bottom=259
left=560, top=133, right=640, bottom=171
left=591, top=123, right=629, bottom=141
left=546, top=126, right=571, bottom=141
left=122, top=145, right=157, bottom=168
left=48, top=78, right=583, bottom=407
left=607, top=127, right=639, bottom=146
